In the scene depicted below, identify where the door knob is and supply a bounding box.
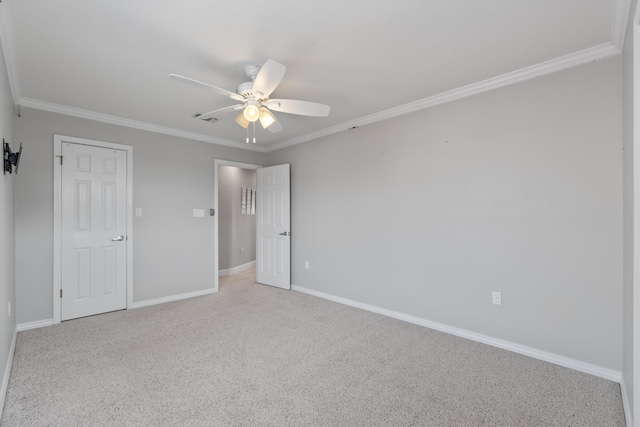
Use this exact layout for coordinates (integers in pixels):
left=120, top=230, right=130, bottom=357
left=278, top=231, right=290, bottom=236
left=111, top=235, right=125, bottom=241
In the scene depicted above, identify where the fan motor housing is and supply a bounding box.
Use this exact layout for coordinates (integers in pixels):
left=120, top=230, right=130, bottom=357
left=236, top=81, right=256, bottom=99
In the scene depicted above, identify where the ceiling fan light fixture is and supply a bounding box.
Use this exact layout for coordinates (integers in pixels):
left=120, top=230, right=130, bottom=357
left=259, top=107, right=276, bottom=129
left=243, top=101, right=260, bottom=122
left=235, top=112, right=250, bottom=128
left=170, top=59, right=331, bottom=139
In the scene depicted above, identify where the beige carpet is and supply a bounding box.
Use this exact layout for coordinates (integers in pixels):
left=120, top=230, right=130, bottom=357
left=1, top=269, right=626, bottom=426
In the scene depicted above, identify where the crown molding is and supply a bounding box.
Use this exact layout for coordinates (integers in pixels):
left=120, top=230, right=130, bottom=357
left=266, top=42, right=621, bottom=152
left=17, top=97, right=267, bottom=153
left=16, top=40, right=622, bottom=156
left=0, top=0, right=21, bottom=105
left=612, top=0, right=633, bottom=49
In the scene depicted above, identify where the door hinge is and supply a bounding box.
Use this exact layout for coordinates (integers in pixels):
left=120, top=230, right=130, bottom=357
left=55, top=155, right=63, bottom=165
left=60, top=289, right=62, bottom=298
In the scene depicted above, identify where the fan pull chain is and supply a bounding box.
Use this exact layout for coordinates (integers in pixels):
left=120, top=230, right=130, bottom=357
left=253, top=122, right=256, bottom=144
left=246, top=126, right=249, bottom=144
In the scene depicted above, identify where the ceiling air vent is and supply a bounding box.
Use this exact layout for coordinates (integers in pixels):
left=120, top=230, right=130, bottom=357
left=193, top=113, right=219, bottom=123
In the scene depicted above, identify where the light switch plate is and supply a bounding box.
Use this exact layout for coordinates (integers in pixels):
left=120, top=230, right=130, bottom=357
left=193, top=209, right=205, bottom=217
left=135, top=208, right=142, bottom=217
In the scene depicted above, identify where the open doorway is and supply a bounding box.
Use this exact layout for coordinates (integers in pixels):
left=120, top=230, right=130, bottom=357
left=213, top=160, right=261, bottom=292
left=218, top=165, right=257, bottom=276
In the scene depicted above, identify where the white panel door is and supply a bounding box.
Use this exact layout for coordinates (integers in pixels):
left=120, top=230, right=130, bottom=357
left=61, top=142, right=127, bottom=320
left=257, top=164, right=290, bottom=289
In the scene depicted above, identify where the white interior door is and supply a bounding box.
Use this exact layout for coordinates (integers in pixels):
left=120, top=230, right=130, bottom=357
left=257, top=164, right=291, bottom=289
left=60, top=142, right=128, bottom=320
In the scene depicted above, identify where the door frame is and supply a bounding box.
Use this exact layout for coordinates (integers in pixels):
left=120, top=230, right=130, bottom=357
left=633, top=7, right=640, bottom=426
left=213, top=159, right=262, bottom=292
left=53, top=135, right=133, bottom=324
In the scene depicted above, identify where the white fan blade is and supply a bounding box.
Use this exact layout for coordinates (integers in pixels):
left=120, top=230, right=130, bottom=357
left=252, top=60, right=286, bottom=99
left=168, top=74, right=244, bottom=101
left=196, top=104, right=243, bottom=121
left=266, top=114, right=283, bottom=133
left=268, top=99, right=330, bottom=117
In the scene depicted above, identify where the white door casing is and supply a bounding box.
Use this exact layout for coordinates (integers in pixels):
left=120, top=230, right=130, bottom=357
left=54, top=135, right=133, bottom=323
left=256, top=164, right=291, bottom=289
left=633, top=8, right=640, bottom=427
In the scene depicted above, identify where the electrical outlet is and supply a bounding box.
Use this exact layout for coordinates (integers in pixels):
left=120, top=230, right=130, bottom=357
left=492, top=291, right=501, bottom=305
left=305, top=261, right=310, bottom=269
left=240, top=248, right=245, bottom=254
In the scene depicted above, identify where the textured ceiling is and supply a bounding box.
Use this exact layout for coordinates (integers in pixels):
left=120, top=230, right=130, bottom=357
left=0, top=0, right=630, bottom=151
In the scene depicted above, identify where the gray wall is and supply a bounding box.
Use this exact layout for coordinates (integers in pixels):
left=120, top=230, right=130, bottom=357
left=622, top=0, right=638, bottom=420
left=14, top=109, right=266, bottom=324
left=218, top=165, right=257, bottom=271
left=267, top=57, right=624, bottom=371
left=0, top=40, right=16, bottom=403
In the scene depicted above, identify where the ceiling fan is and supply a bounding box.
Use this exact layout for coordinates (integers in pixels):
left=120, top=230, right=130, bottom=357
left=169, top=60, right=330, bottom=140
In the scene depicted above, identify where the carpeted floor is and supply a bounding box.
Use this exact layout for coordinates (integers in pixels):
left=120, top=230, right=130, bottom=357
left=1, top=269, right=626, bottom=426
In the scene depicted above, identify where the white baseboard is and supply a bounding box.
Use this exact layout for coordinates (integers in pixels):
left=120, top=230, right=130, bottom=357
left=129, top=288, right=216, bottom=309
left=0, top=328, right=17, bottom=419
left=16, top=288, right=219, bottom=328
left=16, top=319, right=54, bottom=332
left=621, top=378, right=633, bottom=427
left=292, top=284, right=622, bottom=383
left=218, top=261, right=256, bottom=277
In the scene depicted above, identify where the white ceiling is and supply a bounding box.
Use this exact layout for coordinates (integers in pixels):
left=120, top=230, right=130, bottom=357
left=0, top=0, right=631, bottom=152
